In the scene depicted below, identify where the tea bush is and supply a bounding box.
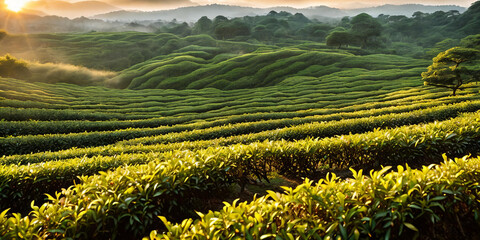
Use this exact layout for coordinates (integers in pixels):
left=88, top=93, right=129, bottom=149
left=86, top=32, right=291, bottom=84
left=2, top=112, right=480, bottom=213
left=151, top=155, right=480, bottom=240
left=3, top=100, right=480, bottom=155
left=0, top=152, right=236, bottom=239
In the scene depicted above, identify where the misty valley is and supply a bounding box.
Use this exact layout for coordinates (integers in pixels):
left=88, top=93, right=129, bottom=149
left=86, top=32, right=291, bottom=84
left=0, top=0, right=480, bottom=239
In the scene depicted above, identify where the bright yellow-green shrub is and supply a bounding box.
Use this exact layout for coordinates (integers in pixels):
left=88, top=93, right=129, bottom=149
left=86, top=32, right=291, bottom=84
left=0, top=152, right=236, bottom=239
left=3, top=100, right=480, bottom=156
left=2, top=111, right=480, bottom=214
left=149, top=155, right=480, bottom=240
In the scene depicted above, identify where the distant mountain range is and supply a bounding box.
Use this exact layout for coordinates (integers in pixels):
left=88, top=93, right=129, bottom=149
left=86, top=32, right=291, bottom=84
left=25, top=0, right=121, bottom=18
left=345, top=4, right=466, bottom=17
left=93, top=4, right=466, bottom=22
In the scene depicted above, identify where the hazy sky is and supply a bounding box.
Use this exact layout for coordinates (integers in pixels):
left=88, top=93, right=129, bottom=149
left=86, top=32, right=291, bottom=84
left=57, top=0, right=480, bottom=9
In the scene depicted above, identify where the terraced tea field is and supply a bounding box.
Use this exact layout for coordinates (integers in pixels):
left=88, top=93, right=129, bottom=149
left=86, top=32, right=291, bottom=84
left=1, top=31, right=480, bottom=239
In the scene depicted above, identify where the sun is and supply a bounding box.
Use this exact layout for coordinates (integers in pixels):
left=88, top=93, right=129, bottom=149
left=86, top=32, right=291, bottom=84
left=4, top=0, right=31, bottom=12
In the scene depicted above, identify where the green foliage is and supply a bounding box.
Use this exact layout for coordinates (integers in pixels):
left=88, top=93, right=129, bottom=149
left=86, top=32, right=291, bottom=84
left=3, top=111, right=480, bottom=213
left=3, top=98, right=480, bottom=156
left=0, top=63, right=450, bottom=124
left=164, top=22, right=192, bottom=37
left=422, top=47, right=480, bottom=95
left=326, top=31, right=354, bottom=48
left=460, top=34, right=480, bottom=49
left=388, top=42, right=425, bottom=58
left=0, top=107, right=128, bottom=121
left=0, top=153, right=235, bottom=239
left=214, top=20, right=250, bottom=40
left=446, top=1, right=480, bottom=36
left=0, top=55, right=30, bottom=79
left=425, top=38, right=460, bottom=59
left=1, top=99, right=478, bottom=165
left=1, top=7, right=480, bottom=240
left=0, top=30, right=6, bottom=42
left=0, top=32, right=260, bottom=72
left=151, top=156, right=480, bottom=239
left=193, top=16, right=213, bottom=35
left=350, top=13, right=383, bottom=49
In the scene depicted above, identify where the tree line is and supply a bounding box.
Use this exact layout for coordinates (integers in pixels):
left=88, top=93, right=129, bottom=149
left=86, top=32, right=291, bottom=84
left=152, top=1, right=480, bottom=56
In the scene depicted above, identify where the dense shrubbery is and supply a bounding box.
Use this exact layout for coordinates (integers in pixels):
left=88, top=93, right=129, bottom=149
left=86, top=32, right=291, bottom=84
left=0, top=152, right=236, bottom=239
left=151, top=156, right=480, bottom=240
left=0, top=55, right=30, bottom=79
left=1, top=120, right=480, bottom=238
left=123, top=100, right=480, bottom=146
left=2, top=99, right=479, bottom=155
left=2, top=112, right=480, bottom=214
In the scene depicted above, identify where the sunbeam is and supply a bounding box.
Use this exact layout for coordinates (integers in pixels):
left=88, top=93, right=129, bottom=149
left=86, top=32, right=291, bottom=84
left=4, top=0, right=31, bottom=12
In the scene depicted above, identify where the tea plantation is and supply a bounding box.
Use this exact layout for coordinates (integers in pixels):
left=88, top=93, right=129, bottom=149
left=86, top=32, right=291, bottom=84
left=1, top=30, right=480, bottom=239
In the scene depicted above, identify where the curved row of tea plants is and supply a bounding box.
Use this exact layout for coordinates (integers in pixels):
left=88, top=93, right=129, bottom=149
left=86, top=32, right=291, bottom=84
left=3, top=99, right=480, bottom=156
left=0, top=64, right=464, bottom=122
left=151, top=156, right=480, bottom=240
left=0, top=83, right=470, bottom=123
left=2, top=154, right=479, bottom=239
left=2, top=95, right=479, bottom=143
left=3, top=96, right=479, bottom=137
left=0, top=152, right=237, bottom=239
left=121, top=101, right=480, bottom=147
left=3, top=112, right=480, bottom=213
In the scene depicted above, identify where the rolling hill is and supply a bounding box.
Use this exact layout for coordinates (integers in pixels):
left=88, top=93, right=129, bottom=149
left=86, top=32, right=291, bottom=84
left=113, top=47, right=428, bottom=90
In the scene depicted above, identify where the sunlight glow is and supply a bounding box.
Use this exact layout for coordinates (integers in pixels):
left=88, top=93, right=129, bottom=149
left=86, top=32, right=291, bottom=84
left=5, top=0, right=31, bottom=12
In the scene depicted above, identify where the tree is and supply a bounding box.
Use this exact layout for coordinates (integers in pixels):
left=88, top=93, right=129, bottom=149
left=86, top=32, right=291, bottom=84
left=267, top=10, right=278, bottom=16
left=252, top=25, right=273, bottom=41
left=0, top=30, right=6, bottom=42
left=193, top=16, right=213, bottom=35
left=0, top=55, right=30, bottom=79
left=302, top=23, right=333, bottom=40
left=214, top=21, right=250, bottom=40
left=350, top=13, right=382, bottom=48
left=166, top=22, right=191, bottom=36
left=290, top=13, right=311, bottom=23
left=412, top=11, right=427, bottom=19
left=213, top=15, right=229, bottom=28
left=326, top=31, right=353, bottom=48
left=422, top=47, right=480, bottom=96
left=387, top=15, right=408, bottom=23
left=460, top=34, right=480, bottom=49
left=339, top=16, right=350, bottom=28
left=425, top=38, right=459, bottom=59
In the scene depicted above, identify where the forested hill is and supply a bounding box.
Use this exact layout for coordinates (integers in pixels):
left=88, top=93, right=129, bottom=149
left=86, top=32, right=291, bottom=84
left=94, top=4, right=466, bottom=22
